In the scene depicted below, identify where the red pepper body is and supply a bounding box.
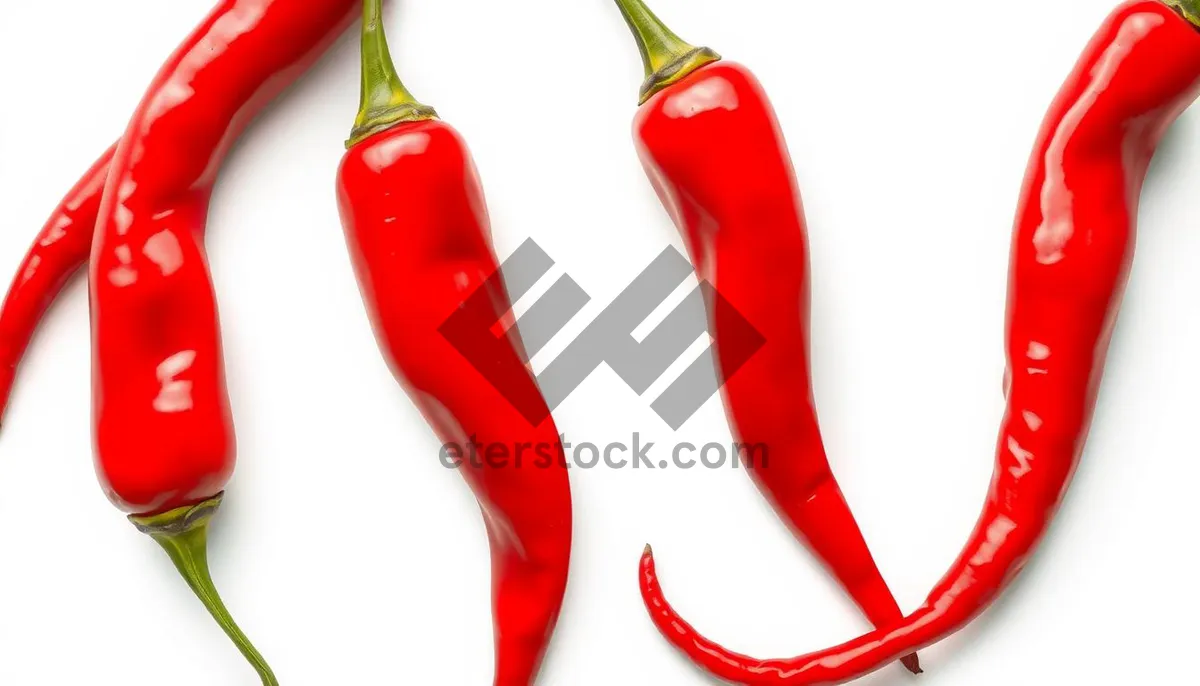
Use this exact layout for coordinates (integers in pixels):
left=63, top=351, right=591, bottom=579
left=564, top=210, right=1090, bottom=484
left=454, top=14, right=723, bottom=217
left=0, top=145, right=113, bottom=420
left=90, top=0, right=358, bottom=515
left=635, top=61, right=909, bottom=638
left=639, top=2, right=1200, bottom=683
left=337, top=118, right=572, bottom=686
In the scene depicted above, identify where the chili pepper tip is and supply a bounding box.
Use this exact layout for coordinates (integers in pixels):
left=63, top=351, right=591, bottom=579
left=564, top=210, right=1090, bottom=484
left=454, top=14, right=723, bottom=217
left=901, top=653, right=923, bottom=675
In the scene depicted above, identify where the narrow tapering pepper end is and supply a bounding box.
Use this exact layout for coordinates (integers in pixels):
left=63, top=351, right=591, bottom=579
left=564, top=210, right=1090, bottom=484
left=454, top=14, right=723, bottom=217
left=130, top=494, right=279, bottom=686
left=612, top=0, right=721, bottom=104
left=901, top=653, right=923, bottom=675
left=348, top=0, right=438, bottom=149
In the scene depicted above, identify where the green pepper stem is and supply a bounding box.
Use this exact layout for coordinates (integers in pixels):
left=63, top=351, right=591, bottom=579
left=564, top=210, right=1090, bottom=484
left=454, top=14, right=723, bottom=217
left=347, top=0, right=437, bottom=148
left=612, top=0, right=721, bottom=104
left=1166, top=0, right=1200, bottom=28
left=130, top=494, right=278, bottom=686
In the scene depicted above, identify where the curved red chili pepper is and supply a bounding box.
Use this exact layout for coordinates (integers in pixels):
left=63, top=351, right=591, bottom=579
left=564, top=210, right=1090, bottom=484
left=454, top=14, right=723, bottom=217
left=335, top=3, right=572, bottom=684
left=611, top=0, right=918, bottom=674
left=638, top=1, right=1200, bottom=682
left=87, top=1, right=360, bottom=682
left=0, top=145, right=113, bottom=420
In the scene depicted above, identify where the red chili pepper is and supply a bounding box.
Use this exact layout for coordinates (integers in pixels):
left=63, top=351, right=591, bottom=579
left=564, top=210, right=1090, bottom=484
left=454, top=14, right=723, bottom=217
left=335, top=3, right=572, bottom=684
left=637, top=1, right=1200, bottom=683
left=85, top=1, right=360, bottom=682
left=0, top=145, right=113, bottom=419
left=612, top=0, right=917, bottom=674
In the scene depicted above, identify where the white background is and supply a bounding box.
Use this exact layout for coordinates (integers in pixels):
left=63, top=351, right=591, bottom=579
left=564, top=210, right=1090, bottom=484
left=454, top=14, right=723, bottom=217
left=0, top=0, right=1197, bottom=684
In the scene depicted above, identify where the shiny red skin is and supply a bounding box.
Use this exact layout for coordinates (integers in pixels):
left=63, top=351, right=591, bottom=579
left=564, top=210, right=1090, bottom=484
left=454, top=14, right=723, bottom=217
left=639, top=2, right=1200, bottom=683
left=90, top=0, right=359, bottom=515
left=0, top=144, right=114, bottom=420
left=634, top=61, right=909, bottom=639
left=337, top=119, right=572, bottom=686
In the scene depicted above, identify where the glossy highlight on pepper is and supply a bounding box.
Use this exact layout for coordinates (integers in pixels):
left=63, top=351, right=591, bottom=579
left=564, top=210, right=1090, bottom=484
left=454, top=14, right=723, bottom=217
left=85, top=1, right=363, bottom=682
left=637, top=1, right=1200, bottom=682
left=335, top=2, right=572, bottom=683
left=611, top=0, right=917, bottom=675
